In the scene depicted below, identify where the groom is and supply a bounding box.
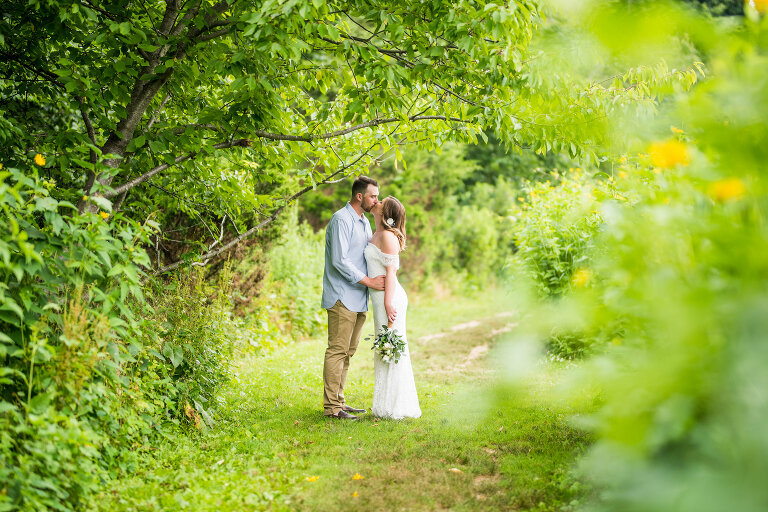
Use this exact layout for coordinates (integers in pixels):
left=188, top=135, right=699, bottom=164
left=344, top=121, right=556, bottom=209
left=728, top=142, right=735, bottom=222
left=321, top=176, right=385, bottom=420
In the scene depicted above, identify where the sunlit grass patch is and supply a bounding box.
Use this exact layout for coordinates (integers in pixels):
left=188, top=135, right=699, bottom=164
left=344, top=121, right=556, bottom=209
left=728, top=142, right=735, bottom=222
left=95, top=289, right=593, bottom=511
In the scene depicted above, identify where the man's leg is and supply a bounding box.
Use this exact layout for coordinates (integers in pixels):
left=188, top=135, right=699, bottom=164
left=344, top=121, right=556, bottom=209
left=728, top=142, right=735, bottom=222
left=323, top=301, right=359, bottom=416
left=338, top=311, right=367, bottom=407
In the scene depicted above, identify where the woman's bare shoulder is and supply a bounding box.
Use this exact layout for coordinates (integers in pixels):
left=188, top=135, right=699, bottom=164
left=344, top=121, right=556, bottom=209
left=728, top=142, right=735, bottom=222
left=380, top=230, right=400, bottom=255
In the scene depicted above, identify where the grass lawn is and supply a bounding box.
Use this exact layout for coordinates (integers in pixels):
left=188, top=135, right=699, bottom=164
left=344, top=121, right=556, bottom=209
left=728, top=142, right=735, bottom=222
left=95, top=289, right=595, bottom=511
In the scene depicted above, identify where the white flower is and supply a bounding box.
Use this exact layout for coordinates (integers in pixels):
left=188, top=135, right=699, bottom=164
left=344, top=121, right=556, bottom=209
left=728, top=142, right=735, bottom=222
left=384, top=342, right=392, bottom=349
left=383, top=355, right=390, bottom=362
left=386, top=218, right=394, bottom=226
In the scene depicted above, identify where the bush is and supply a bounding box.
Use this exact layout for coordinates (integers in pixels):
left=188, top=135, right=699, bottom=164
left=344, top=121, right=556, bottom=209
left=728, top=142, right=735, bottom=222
left=0, top=166, right=156, bottom=510
left=263, top=219, right=326, bottom=338
left=139, top=267, right=240, bottom=427
left=508, top=170, right=609, bottom=298
left=0, top=166, right=257, bottom=509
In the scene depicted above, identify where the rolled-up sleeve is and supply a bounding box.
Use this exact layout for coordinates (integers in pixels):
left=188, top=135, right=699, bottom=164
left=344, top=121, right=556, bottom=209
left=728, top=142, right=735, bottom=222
left=328, top=217, right=366, bottom=284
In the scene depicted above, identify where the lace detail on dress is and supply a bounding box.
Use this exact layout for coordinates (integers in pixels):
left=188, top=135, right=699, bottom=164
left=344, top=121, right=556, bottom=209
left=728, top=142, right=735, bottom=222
left=378, top=251, right=399, bottom=268
left=365, top=243, right=399, bottom=269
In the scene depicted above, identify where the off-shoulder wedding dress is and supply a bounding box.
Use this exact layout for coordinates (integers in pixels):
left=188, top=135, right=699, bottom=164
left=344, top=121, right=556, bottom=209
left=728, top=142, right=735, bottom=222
left=364, top=243, right=421, bottom=419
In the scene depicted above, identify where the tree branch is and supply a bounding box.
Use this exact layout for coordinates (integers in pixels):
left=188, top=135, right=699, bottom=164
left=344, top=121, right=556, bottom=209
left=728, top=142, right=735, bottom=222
left=108, top=113, right=467, bottom=198
left=104, top=138, right=251, bottom=197
left=152, top=143, right=390, bottom=275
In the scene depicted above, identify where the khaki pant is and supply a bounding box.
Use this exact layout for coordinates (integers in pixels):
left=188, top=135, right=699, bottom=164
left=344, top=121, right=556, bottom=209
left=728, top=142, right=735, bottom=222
left=323, top=300, right=366, bottom=415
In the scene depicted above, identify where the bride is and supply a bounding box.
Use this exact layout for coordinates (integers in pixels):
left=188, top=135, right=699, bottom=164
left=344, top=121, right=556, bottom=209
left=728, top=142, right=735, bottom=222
left=364, top=196, right=421, bottom=419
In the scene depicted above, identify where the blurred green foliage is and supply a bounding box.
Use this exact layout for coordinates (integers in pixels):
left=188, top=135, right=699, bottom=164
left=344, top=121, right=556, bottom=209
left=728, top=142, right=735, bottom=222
left=504, top=3, right=768, bottom=512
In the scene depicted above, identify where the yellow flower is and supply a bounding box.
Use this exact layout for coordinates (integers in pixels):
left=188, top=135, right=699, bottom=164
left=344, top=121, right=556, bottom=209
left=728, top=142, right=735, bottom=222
left=571, top=268, right=592, bottom=288
left=648, top=140, right=689, bottom=168
left=708, top=178, right=747, bottom=202
left=34, top=153, right=46, bottom=166
left=352, top=473, right=365, bottom=480
left=100, top=211, right=110, bottom=220
left=0, top=163, right=3, bottom=170
left=306, top=476, right=319, bottom=482
left=618, top=156, right=627, bottom=164
left=618, top=171, right=627, bottom=179
left=670, top=126, right=684, bottom=134
left=82, top=195, right=89, bottom=201
left=749, top=0, right=768, bottom=14
left=353, top=492, right=359, bottom=498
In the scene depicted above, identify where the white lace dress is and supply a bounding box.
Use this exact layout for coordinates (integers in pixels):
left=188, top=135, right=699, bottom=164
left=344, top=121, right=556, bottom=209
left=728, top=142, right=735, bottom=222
left=364, top=243, right=421, bottom=419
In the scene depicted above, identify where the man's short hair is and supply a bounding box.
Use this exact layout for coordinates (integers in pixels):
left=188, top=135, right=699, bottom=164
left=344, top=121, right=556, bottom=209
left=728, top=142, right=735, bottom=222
left=351, top=176, right=378, bottom=198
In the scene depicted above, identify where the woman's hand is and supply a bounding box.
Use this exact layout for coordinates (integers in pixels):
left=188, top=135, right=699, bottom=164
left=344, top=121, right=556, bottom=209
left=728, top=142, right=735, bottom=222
left=385, top=302, right=397, bottom=326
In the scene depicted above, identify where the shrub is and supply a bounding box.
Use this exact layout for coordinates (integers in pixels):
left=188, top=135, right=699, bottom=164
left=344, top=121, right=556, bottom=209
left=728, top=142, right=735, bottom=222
left=0, top=166, right=156, bottom=510
left=258, top=212, right=326, bottom=338
left=508, top=171, right=609, bottom=298
left=139, top=267, right=239, bottom=427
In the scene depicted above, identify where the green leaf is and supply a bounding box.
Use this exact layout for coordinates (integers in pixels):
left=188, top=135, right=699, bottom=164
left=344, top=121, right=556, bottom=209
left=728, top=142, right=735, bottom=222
left=29, top=392, right=52, bottom=413
left=90, top=195, right=113, bottom=212
left=170, top=346, right=184, bottom=368
left=0, top=298, right=24, bottom=322
left=127, top=135, right=147, bottom=152
left=34, top=197, right=58, bottom=211
left=0, top=401, right=17, bottom=414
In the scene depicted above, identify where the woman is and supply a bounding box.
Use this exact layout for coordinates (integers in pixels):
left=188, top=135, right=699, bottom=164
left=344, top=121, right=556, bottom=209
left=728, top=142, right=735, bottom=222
left=364, top=196, right=421, bottom=419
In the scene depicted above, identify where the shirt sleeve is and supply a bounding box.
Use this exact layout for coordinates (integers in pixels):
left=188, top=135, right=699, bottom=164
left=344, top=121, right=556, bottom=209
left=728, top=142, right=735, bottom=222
left=328, top=216, right=366, bottom=284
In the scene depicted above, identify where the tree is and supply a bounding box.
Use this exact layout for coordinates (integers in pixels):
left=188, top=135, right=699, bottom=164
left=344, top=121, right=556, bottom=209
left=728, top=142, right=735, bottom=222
left=0, top=0, right=695, bottom=272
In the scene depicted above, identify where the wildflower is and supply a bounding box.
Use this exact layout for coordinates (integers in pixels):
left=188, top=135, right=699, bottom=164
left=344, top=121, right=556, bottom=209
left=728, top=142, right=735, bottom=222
left=306, top=476, right=319, bottom=482
left=82, top=195, right=88, bottom=201
left=352, top=473, right=365, bottom=480
left=750, top=0, right=768, bottom=14
left=0, top=163, right=3, bottom=170
left=648, top=140, right=689, bottom=168
left=708, top=178, right=746, bottom=202
left=618, top=156, right=627, bottom=164
left=34, top=153, right=46, bottom=166
left=353, top=491, right=359, bottom=498
left=99, top=211, right=110, bottom=220
left=670, top=126, right=684, bottom=134
left=571, top=268, right=592, bottom=287
left=618, top=171, right=627, bottom=179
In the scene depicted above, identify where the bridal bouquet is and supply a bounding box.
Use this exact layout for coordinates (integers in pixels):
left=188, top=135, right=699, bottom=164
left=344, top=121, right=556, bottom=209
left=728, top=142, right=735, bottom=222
left=368, top=325, right=406, bottom=364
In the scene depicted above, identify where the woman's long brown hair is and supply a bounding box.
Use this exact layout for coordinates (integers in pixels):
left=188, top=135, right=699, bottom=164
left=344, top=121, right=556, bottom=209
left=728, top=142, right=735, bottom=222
left=381, top=196, right=406, bottom=250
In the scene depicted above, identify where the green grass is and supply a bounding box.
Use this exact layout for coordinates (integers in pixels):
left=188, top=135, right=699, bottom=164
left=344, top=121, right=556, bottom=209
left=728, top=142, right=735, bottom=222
left=94, top=289, right=595, bottom=511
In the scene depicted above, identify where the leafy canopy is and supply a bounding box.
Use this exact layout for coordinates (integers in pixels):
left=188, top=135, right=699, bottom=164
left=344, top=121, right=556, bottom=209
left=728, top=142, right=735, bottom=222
left=0, top=0, right=695, bottom=269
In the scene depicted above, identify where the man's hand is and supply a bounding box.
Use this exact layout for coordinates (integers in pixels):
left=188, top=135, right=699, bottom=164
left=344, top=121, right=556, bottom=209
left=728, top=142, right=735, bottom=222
left=360, top=275, right=385, bottom=291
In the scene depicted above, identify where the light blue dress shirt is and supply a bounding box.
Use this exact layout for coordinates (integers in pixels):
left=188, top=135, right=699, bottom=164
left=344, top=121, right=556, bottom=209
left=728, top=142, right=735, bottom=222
left=321, top=202, right=372, bottom=312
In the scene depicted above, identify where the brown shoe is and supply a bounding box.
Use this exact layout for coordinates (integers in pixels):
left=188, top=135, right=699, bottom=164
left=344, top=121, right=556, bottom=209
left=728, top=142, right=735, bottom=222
left=331, top=410, right=359, bottom=420
left=343, top=405, right=367, bottom=414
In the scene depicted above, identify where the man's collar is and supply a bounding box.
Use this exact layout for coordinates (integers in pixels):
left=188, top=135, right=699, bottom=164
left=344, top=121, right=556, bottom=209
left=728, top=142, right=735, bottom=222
left=346, top=201, right=365, bottom=219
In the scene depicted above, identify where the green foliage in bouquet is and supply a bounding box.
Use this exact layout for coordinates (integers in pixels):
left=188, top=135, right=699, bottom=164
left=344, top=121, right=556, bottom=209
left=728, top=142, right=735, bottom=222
left=368, top=326, right=407, bottom=364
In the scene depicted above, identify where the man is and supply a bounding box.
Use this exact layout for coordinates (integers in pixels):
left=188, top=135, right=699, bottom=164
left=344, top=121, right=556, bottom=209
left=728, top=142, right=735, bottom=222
left=322, top=176, right=385, bottom=420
